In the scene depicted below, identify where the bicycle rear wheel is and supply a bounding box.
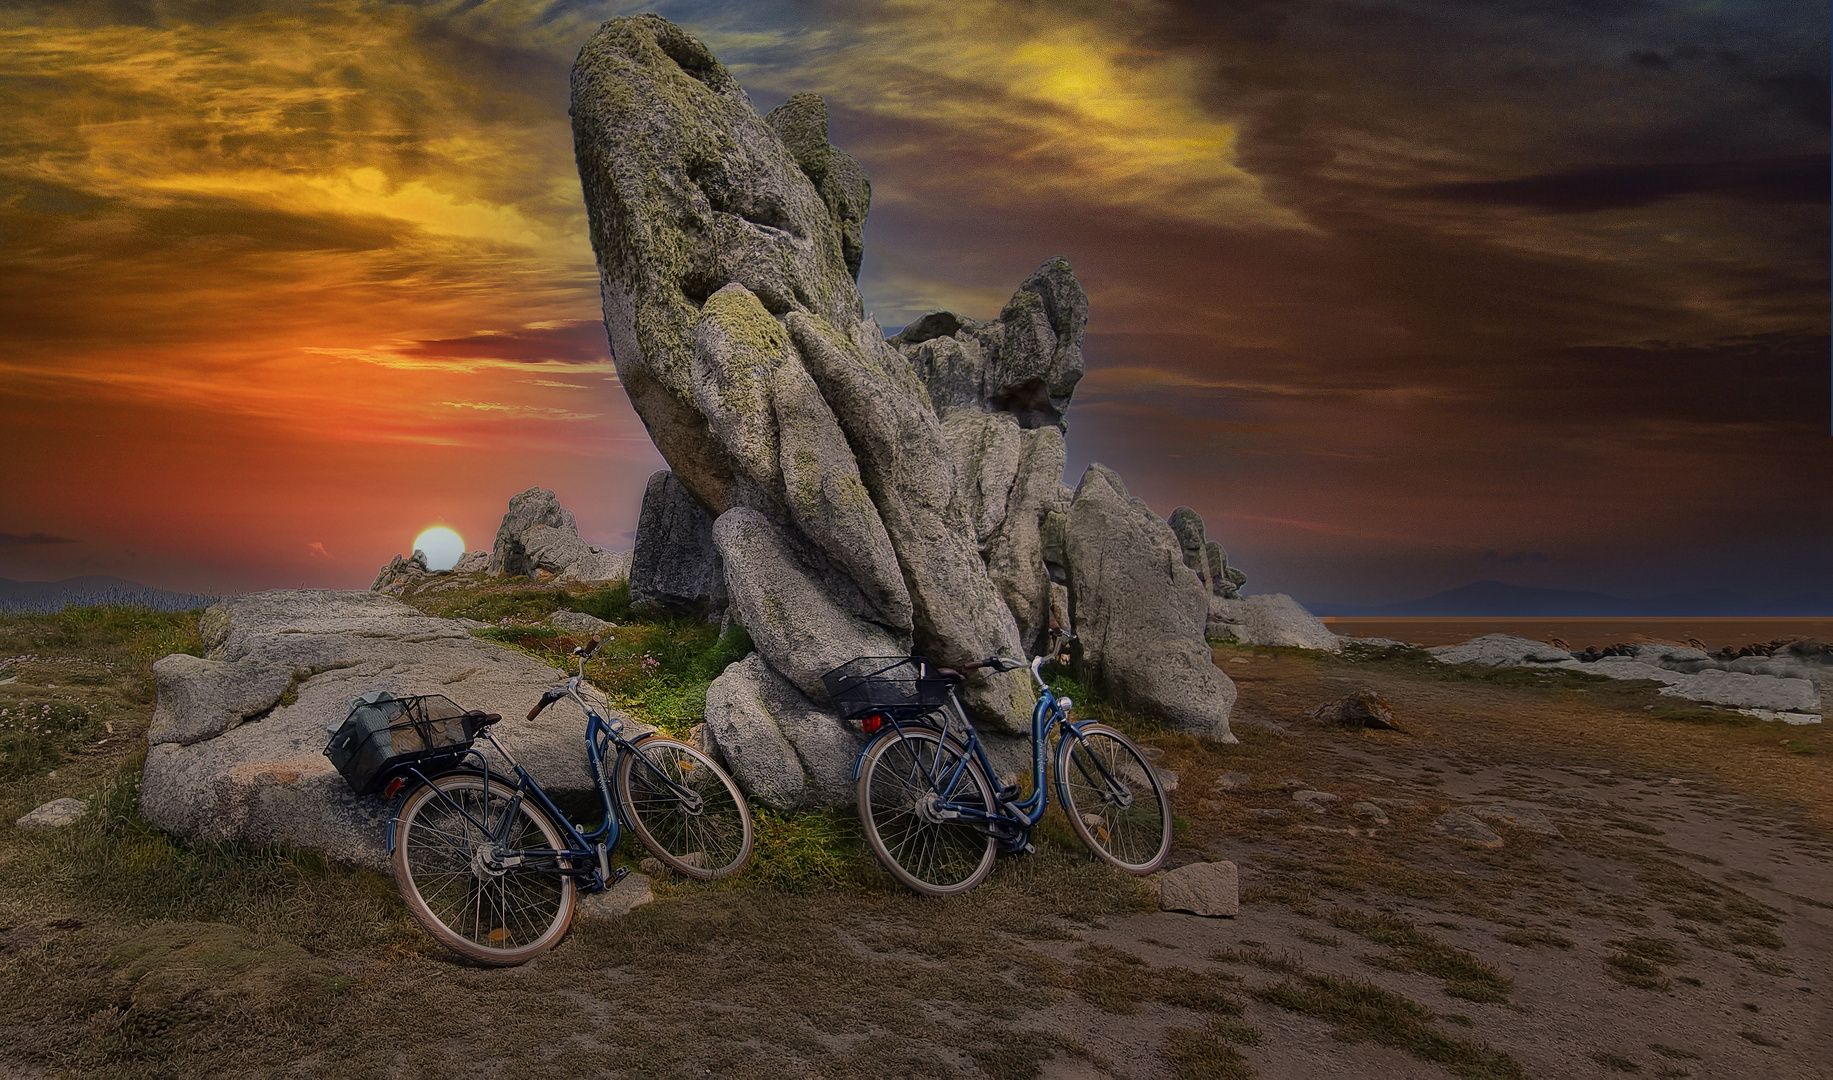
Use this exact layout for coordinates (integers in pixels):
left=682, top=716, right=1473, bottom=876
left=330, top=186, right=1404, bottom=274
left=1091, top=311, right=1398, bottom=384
left=856, top=728, right=998, bottom=896
left=390, top=772, right=576, bottom=965
left=1055, top=724, right=1172, bottom=874
left=616, top=737, right=753, bottom=879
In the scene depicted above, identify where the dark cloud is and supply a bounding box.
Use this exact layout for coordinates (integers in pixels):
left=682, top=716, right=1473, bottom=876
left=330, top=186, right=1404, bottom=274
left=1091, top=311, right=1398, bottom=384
left=0, top=533, right=77, bottom=547
left=1412, top=156, right=1830, bottom=213
left=1745, top=72, right=1833, bottom=130
left=392, top=321, right=611, bottom=366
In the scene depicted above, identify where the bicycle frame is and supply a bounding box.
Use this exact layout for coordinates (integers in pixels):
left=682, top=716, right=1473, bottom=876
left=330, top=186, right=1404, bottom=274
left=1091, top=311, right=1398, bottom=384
left=850, top=655, right=1094, bottom=846
left=384, top=683, right=654, bottom=892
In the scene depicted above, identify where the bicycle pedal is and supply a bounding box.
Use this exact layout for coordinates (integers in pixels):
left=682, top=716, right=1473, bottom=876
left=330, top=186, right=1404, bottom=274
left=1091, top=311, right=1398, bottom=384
left=595, top=841, right=612, bottom=885
left=611, top=865, right=630, bottom=884
left=995, top=783, right=1020, bottom=800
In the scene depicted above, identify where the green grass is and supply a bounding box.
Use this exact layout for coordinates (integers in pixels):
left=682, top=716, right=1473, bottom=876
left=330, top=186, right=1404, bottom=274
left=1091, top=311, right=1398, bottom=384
left=401, top=575, right=750, bottom=735
left=0, top=607, right=203, bottom=784
left=1330, top=909, right=1514, bottom=1004
left=1252, top=972, right=1525, bottom=1080
left=742, top=808, right=874, bottom=891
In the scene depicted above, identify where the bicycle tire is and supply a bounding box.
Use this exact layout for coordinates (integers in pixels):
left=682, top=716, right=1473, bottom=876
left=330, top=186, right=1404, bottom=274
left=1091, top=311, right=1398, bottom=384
left=616, top=737, right=754, bottom=880
left=390, top=772, right=576, bottom=966
left=1055, top=724, right=1172, bottom=874
left=856, top=727, right=998, bottom=896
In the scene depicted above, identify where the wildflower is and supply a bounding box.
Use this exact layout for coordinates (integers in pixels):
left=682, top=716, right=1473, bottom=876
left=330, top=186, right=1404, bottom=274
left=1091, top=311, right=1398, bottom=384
left=640, top=654, right=660, bottom=674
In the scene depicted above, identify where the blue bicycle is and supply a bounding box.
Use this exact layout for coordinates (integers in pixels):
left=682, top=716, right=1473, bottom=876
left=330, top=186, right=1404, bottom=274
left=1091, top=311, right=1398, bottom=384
left=383, top=637, right=753, bottom=964
left=830, top=636, right=1172, bottom=896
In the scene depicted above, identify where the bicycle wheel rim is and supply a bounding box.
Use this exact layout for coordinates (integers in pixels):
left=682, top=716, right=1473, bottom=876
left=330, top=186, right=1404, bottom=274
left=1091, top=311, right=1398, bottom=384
left=617, top=738, right=753, bottom=879
left=857, top=729, right=997, bottom=896
left=1056, top=726, right=1172, bottom=874
left=392, top=774, right=575, bottom=965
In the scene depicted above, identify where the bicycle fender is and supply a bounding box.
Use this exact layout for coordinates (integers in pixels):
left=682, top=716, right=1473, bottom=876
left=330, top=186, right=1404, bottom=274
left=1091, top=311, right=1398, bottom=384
left=850, top=722, right=948, bottom=781
left=383, top=767, right=491, bottom=857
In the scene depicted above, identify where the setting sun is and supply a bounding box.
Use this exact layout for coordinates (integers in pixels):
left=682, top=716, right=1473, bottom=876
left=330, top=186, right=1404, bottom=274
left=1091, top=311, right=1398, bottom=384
left=413, top=527, right=464, bottom=571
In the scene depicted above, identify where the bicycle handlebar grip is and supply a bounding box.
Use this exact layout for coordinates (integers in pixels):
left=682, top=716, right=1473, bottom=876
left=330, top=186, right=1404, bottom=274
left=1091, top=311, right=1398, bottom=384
left=526, top=688, right=562, bottom=721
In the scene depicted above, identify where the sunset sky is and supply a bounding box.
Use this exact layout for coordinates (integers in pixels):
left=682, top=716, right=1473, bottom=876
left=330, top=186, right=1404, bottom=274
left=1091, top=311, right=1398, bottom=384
left=1, top=0, right=1827, bottom=608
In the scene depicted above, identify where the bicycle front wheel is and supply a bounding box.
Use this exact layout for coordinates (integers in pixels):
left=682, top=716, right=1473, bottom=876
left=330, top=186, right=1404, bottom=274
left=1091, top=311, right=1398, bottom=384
left=390, top=772, right=576, bottom=966
left=1055, top=724, right=1172, bottom=874
left=856, top=728, right=998, bottom=896
left=616, top=737, right=753, bottom=879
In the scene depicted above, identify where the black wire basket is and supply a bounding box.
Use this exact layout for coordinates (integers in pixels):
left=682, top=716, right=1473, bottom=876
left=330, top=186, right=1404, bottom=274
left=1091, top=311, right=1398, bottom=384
left=324, top=692, right=493, bottom=795
left=820, top=657, right=954, bottom=720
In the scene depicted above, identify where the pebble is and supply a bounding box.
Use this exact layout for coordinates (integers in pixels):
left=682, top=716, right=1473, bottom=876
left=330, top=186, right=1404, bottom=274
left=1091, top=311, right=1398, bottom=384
left=1248, top=808, right=1286, bottom=820
left=1349, top=801, right=1389, bottom=824
left=1214, top=773, right=1252, bottom=791
left=1156, top=769, right=1179, bottom=793
left=576, top=871, right=654, bottom=919
left=1291, top=790, right=1340, bottom=805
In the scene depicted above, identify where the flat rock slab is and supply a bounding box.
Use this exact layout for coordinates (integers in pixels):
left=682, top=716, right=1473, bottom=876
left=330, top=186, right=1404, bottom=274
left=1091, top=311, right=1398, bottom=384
left=15, top=798, right=87, bottom=830
left=1208, top=593, right=1342, bottom=652
left=1429, top=634, right=1571, bottom=666
left=1473, top=804, right=1561, bottom=836
left=1158, top=861, right=1239, bottom=917
left=1349, top=801, right=1389, bottom=824
left=140, top=590, right=647, bottom=871
left=1433, top=811, right=1504, bottom=849
left=577, top=872, right=655, bottom=920
left=1214, top=773, right=1251, bottom=791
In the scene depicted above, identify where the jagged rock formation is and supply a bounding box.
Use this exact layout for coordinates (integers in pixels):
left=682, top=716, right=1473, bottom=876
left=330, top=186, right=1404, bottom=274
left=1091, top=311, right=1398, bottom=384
left=570, top=16, right=1235, bottom=798
left=370, top=549, right=491, bottom=595
left=488, top=487, right=631, bottom=584
left=1063, top=466, right=1238, bottom=740
left=629, top=470, right=724, bottom=617
left=1168, top=507, right=1246, bottom=600
left=140, top=591, right=641, bottom=869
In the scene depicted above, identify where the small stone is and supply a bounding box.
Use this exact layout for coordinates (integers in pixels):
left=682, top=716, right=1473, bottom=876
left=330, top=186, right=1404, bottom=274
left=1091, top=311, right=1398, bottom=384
left=1280, top=779, right=1308, bottom=789
left=1214, top=773, right=1251, bottom=791
left=1473, top=805, right=1561, bottom=837
left=576, top=872, right=654, bottom=919
left=1228, top=657, right=1249, bottom=664
left=1307, top=690, right=1403, bottom=730
left=638, top=856, right=663, bottom=877
left=1200, top=799, right=1224, bottom=813
left=549, top=610, right=615, bottom=636
left=1139, top=745, right=1164, bottom=761
left=15, top=798, right=87, bottom=831
left=1156, top=769, right=1178, bottom=793
left=1248, top=808, right=1286, bottom=820
left=1158, top=861, right=1239, bottom=917
left=1433, top=811, right=1503, bottom=849
left=1368, top=797, right=1419, bottom=809
left=1291, top=790, right=1340, bottom=805
left=1349, top=801, right=1389, bottom=824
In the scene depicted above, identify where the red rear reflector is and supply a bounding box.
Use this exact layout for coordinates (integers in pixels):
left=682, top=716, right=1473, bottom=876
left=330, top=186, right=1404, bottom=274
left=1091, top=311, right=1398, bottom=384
left=383, top=777, right=407, bottom=799
left=860, top=713, right=882, bottom=734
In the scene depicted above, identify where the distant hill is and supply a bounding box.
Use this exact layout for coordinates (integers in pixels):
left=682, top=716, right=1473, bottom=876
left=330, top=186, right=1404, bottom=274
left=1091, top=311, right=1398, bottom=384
left=0, top=576, right=219, bottom=614
left=1305, top=580, right=1832, bottom=618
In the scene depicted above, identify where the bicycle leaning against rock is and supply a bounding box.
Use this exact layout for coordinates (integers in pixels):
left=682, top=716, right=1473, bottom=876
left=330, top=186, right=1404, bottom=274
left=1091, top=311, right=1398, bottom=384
left=325, top=636, right=753, bottom=964
left=829, top=631, right=1173, bottom=896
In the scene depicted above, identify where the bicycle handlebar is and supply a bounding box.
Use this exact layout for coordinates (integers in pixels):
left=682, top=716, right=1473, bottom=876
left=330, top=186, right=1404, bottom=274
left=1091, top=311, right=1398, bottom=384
left=526, top=686, right=566, bottom=721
